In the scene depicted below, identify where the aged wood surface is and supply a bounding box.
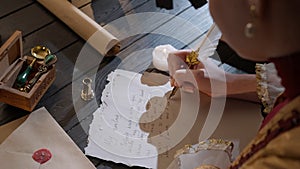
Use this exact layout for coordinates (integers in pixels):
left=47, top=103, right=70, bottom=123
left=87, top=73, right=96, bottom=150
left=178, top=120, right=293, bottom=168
left=0, top=0, right=33, bottom=19
left=0, top=0, right=257, bottom=168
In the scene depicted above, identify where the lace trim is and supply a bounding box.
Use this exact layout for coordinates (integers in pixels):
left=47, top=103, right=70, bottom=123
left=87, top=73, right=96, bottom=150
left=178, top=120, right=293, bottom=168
left=256, top=63, right=273, bottom=114
left=256, top=63, right=285, bottom=114
left=174, top=139, right=234, bottom=160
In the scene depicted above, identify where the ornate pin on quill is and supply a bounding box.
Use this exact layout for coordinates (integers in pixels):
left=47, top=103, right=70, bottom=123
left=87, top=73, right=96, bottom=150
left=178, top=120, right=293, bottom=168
left=169, top=23, right=221, bottom=99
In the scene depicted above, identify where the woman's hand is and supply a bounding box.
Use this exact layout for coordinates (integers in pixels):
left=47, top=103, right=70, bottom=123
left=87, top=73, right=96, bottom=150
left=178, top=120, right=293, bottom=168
left=168, top=50, right=228, bottom=97
left=167, top=50, right=258, bottom=99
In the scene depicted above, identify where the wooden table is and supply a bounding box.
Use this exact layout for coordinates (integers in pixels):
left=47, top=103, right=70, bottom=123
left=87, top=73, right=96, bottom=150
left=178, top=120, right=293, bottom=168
left=0, top=0, right=260, bottom=168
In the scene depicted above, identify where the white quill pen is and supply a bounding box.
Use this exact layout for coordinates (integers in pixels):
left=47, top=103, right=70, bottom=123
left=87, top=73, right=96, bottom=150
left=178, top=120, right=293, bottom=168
left=196, top=23, right=222, bottom=61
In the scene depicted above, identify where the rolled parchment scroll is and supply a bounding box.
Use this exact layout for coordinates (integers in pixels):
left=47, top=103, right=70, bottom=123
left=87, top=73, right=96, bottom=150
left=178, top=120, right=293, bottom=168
left=37, top=0, right=120, bottom=56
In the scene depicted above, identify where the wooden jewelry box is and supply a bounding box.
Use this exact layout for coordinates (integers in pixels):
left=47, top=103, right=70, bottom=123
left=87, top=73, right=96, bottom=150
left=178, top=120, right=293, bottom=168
left=0, top=31, right=56, bottom=111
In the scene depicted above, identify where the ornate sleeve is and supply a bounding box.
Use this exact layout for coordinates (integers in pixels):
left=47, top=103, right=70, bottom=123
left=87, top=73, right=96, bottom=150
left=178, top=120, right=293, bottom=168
left=255, top=63, right=285, bottom=114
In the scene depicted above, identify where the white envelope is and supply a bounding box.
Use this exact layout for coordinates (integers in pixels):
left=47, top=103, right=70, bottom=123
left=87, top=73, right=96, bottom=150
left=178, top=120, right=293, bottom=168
left=0, top=107, right=96, bottom=169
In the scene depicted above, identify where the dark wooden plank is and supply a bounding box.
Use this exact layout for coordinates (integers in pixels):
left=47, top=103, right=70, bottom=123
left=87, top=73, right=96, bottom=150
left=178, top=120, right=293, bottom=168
left=131, top=0, right=191, bottom=14
left=71, top=0, right=91, bottom=8
left=175, top=4, right=213, bottom=49
left=117, top=34, right=186, bottom=72
left=0, top=103, right=29, bottom=125
left=116, top=4, right=212, bottom=72
left=0, top=0, right=33, bottom=18
left=0, top=0, right=94, bottom=49
left=22, top=21, right=78, bottom=54
left=0, top=3, right=53, bottom=42
left=106, top=0, right=192, bottom=51
left=91, top=0, right=149, bottom=26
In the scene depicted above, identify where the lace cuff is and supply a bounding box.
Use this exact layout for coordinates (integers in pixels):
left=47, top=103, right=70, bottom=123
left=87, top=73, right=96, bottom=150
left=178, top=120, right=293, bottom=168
left=168, top=139, right=233, bottom=169
left=174, top=139, right=234, bottom=159
left=256, top=63, right=285, bottom=114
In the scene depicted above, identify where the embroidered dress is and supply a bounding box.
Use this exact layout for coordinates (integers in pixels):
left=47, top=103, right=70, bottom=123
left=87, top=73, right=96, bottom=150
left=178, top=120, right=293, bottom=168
left=230, top=53, right=300, bottom=169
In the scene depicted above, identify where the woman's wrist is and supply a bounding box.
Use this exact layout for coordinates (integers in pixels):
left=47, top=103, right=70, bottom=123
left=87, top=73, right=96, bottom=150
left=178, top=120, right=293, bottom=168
left=226, top=73, right=257, bottom=95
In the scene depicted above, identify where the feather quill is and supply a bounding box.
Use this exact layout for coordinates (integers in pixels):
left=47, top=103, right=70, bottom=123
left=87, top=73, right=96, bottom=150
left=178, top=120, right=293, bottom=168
left=196, top=23, right=222, bottom=61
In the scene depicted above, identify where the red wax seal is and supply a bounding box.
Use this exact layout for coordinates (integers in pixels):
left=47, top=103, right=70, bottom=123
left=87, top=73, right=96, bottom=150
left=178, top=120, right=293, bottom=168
left=32, top=149, right=52, bottom=164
